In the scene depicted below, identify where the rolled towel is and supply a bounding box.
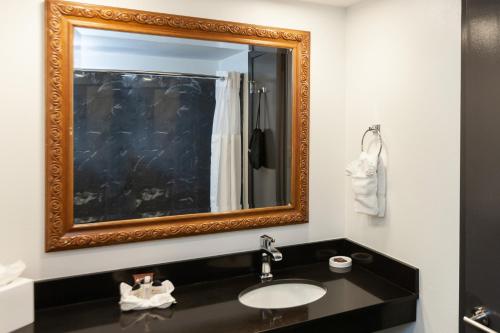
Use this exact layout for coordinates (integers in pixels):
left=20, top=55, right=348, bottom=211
left=346, top=152, right=385, bottom=217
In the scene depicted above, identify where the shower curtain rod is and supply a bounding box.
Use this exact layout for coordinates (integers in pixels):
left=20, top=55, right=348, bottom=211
left=73, top=68, right=225, bottom=80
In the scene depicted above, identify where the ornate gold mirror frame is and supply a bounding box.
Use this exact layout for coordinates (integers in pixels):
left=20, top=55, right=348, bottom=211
left=45, top=0, right=310, bottom=251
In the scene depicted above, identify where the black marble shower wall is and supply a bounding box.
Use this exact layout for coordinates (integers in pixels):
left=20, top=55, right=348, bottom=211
left=73, top=71, right=215, bottom=224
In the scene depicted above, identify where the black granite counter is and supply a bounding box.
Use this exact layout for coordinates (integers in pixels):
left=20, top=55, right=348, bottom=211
left=17, top=239, right=418, bottom=333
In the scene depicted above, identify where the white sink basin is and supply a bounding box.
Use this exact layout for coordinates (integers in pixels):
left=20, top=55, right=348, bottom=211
left=238, top=279, right=327, bottom=309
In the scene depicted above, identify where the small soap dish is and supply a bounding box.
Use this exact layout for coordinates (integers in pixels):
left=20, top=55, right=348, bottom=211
left=329, top=256, right=352, bottom=273
left=119, top=277, right=176, bottom=311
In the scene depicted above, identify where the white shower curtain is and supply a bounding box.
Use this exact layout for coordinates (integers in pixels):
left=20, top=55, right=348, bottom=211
left=210, top=71, right=241, bottom=212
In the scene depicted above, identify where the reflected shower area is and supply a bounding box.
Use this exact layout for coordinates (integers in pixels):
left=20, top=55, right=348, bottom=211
left=72, top=28, right=292, bottom=224
left=247, top=46, right=293, bottom=209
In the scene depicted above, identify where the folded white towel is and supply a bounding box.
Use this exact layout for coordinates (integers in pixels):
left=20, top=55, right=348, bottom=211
left=0, top=261, right=26, bottom=287
left=346, top=152, right=386, bottom=217
left=119, top=280, right=176, bottom=311
left=376, top=157, right=386, bottom=217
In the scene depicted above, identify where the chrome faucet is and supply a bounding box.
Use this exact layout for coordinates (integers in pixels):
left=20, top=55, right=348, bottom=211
left=260, top=235, right=283, bottom=282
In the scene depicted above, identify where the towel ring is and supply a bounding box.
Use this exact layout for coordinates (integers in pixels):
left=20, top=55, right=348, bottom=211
left=361, top=125, right=383, bottom=157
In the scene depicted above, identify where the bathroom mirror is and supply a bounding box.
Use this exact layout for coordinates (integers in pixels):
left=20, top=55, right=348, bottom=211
left=45, top=0, right=310, bottom=251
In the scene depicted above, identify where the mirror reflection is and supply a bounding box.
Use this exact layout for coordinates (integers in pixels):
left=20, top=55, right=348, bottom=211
left=72, top=28, right=293, bottom=224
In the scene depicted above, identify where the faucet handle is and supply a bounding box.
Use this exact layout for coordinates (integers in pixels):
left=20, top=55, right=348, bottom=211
left=260, top=235, right=275, bottom=248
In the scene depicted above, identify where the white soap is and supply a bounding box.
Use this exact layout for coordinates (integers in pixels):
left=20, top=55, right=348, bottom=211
left=0, top=278, right=34, bottom=333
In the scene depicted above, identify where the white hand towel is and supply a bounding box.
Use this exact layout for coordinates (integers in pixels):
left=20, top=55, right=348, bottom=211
left=346, top=152, right=386, bottom=217
left=0, top=261, right=26, bottom=287
left=376, top=156, right=386, bottom=217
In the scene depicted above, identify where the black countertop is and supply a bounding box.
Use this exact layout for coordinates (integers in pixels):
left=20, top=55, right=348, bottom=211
left=17, top=239, right=418, bottom=333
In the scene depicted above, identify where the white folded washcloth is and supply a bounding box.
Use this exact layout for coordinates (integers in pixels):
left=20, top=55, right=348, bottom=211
left=0, top=261, right=26, bottom=287
left=346, top=152, right=386, bottom=217
left=119, top=280, right=176, bottom=311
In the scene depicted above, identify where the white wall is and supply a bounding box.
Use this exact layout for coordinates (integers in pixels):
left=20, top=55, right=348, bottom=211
left=74, top=28, right=249, bottom=74
left=75, top=48, right=248, bottom=76
left=218, top=51, right=249, bottom=73
left=0, top=0, right=346, bottom=280
left=345, top=0, right=461, bottom=332
left=1, top=1, right=462, bottom=332
left=76, top=49, right=221, bottom=75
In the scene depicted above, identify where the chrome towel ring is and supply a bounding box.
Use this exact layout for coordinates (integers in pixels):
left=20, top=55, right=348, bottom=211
left=361, top=124, right=383, bottom=157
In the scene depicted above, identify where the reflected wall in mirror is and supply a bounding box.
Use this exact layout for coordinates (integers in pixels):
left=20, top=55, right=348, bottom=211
left=45, top=1, right=310, bottom=251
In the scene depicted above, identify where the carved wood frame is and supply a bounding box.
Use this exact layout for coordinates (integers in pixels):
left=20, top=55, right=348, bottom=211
left=45, top=0, right=310, bottom=251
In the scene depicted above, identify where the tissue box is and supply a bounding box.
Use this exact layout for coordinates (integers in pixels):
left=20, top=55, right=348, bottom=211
left=0, top=278, right=34, bottom=333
